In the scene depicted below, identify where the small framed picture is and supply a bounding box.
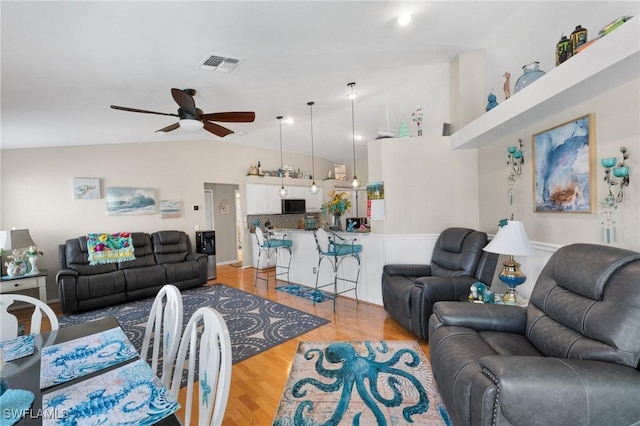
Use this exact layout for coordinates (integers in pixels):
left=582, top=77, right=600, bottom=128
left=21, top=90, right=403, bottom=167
left=73, top=178, right=101, bottom=199
left=334, top=164, right=347, bottom=181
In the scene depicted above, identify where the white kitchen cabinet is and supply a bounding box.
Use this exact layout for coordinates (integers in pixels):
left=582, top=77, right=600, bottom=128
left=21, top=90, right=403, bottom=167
left=306, top=188, right=324, bottom=212
left=246, top=184, right=270, bottom=214
left=246, top=183, right=284, bottom=214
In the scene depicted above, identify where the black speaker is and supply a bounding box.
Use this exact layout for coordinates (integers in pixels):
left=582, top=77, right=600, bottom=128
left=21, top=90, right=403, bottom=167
left=196, top=231, right=215, bottom=255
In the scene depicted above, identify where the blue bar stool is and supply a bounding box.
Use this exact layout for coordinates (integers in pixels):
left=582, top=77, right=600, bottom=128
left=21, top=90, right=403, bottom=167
left=254, top=227, right=293, bottom=288
left=313, top=228, right=362, bottom=311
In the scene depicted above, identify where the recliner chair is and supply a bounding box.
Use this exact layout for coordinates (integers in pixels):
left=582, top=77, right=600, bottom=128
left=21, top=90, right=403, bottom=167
left=381, top=227, right=498, bottom=339
left=428, top=243, right=640, bottom=426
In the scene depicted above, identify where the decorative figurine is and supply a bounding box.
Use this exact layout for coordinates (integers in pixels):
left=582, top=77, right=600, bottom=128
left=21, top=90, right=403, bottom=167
left=398, top=115, right=410, bottom=138
left=411, top=105, right=423, bottom=136
left=503, top=72, right=511, bottom=99
left=486, top=92, right=499, bottom=111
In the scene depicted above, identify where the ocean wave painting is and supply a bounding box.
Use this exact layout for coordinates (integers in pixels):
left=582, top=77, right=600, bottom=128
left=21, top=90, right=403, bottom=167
left=106, top=187, right=156, bottom=215
left=160, top=200, right=181, bottom=218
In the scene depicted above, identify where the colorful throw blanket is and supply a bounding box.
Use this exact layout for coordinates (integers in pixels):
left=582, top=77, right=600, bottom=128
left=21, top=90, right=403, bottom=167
left=86, top=232, right=135, bottom=265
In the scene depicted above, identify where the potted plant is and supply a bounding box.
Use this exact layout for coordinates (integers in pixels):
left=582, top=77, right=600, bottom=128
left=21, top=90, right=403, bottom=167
left=25, top=246, right=44, bottom=274
left=4, top=249, right=29, bottom=277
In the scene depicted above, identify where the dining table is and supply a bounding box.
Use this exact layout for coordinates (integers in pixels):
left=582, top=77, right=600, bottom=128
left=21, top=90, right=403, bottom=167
left=1, top=317, right=181, bottom=426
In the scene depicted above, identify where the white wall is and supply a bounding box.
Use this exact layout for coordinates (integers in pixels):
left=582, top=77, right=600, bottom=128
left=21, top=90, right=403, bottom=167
left=0, top=139, right=335, bottom=300
left=368, top=136, right=480, bottom=234
left=478, top=78, right=640, bottom=251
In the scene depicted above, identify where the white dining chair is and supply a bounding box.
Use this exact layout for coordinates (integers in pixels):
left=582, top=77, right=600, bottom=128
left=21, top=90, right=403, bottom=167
left=170, top=306, right=232, bottom=426
left=140, top=284, right=183, bottom=387
left=0, top=294, right=59, bottom=341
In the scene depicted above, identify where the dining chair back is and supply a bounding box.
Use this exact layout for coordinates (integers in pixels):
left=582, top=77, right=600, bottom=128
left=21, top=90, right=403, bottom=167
left=0, top=294, right=59, bottom=341
left=140, top=284, right=183, bottom=387
left=170, top=306, right=232, bottom=426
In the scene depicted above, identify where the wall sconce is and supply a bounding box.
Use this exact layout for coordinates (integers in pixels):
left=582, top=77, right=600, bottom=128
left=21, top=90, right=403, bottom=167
left=600, top=146, right=630, bottom=244
left=507, top=139, right=524, bottom=205
left=602, top=146, right=630, bottom=204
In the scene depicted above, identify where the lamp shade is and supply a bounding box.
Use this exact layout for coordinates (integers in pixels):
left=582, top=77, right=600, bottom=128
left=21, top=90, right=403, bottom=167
left=483, top=221, right=535, bottom=256
left=0, top=229, right=36, bottom=251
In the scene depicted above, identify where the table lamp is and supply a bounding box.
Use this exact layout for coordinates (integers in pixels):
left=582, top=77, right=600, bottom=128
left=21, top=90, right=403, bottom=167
left=483, top=220, right=535, bottom=303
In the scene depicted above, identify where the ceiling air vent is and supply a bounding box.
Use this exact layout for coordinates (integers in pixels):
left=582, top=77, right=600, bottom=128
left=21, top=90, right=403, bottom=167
left=198, top=54, right=243, bottom=73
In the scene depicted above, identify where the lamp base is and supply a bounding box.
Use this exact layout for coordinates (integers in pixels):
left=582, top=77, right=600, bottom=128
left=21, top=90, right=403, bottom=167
left=498, top=255, right=527, bottom=304
left=502, top=287, right=519, bottom=304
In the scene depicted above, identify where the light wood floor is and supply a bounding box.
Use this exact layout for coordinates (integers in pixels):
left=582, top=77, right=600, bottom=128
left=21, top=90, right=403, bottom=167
left=14, top=265, right=429, bottom=425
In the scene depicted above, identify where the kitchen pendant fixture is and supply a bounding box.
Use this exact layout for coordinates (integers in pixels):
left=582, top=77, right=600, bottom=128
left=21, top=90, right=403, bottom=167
left=348, top=82, right=359, bottom=189
left=277, top=116, right=287, bottom=198
left=308, top=101, right=319, bottom=195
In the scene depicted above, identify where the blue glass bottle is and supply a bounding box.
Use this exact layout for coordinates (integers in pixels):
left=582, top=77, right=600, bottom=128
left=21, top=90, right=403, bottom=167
left=514, top=62, right=546, bottom=93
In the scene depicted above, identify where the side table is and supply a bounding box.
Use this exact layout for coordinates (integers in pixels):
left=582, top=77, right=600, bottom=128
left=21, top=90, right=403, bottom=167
left=0, top=269, right=48, bottom=302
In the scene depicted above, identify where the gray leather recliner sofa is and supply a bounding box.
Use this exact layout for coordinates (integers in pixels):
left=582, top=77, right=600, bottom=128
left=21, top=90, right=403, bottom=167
left=57, top=230, right=207, bottom=313
left=382, top=227, right=498, bottom=340
left=429, top=243, right=640, bottom=426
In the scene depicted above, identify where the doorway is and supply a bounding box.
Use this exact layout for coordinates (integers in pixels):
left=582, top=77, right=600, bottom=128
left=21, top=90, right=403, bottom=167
left=204, top=183, right=242, bottom=265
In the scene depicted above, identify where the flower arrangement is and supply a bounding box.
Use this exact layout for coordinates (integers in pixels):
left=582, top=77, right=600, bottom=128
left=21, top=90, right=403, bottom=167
left=3, top=249, right=30, bottom=276
left=26, top=246, right=44, bottom=257
left=321, top=190, right=352, bottom=216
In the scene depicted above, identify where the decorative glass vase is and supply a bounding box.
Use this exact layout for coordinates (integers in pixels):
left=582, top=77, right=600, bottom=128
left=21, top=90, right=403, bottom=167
left=332, top=214, right=342, bottom=231
left=28, top=255, right=40, bottom=275
left=514, top=62, right=546, bottom=93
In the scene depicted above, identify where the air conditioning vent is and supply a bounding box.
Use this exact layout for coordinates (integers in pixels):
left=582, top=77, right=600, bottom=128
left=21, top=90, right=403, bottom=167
left=198, top=54, right=243, bottom=73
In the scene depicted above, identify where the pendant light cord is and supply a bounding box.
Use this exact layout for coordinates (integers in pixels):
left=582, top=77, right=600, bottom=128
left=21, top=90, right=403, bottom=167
left=277, top=116, right=286, bottom=197
left=348, top=82, right=358, bottom=187
left=308, top=102, right=316, bottom=187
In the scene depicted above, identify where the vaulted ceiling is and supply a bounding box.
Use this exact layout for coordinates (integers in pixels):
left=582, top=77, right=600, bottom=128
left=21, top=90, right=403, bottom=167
left=2, top=1, right=636, bottom=164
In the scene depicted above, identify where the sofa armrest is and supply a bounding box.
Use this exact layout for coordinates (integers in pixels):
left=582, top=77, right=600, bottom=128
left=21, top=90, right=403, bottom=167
left=382, top=264, right=432, bottom=278
left=479, top=355, right=640, bottom=425
left=187, top=252, right=207, bottom=262
left=56, top=269, right=80, bottom=314
left=416, top=275, right=478, bottom=302
left=431, top=301, right=527, bottom=334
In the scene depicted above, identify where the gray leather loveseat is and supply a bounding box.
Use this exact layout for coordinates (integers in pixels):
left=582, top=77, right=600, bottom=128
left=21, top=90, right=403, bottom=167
left=57, top=230, right=207, bottom=313
left=429, top=243, right=640, bottom=426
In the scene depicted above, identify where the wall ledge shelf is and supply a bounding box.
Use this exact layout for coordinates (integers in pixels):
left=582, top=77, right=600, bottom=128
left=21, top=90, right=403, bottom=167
left=451, top=16, right=639, bottom=150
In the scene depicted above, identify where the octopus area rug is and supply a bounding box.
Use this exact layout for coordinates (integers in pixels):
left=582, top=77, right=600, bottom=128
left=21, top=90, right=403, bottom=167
left=58, top=284, right=330, bottom=367
left=273, top=340, right=451, bottom=426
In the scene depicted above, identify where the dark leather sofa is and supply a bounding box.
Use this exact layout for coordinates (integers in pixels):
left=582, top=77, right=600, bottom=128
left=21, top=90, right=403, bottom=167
left=57, top=230, right=207, bottom=314
left=381, top=228, right=498, bottom=339
left=429, top=243, right=640, bottom=426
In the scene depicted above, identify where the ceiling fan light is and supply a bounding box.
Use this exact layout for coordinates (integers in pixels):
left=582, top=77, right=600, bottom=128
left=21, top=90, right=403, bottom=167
left=179, top=119, right=204, bottom=132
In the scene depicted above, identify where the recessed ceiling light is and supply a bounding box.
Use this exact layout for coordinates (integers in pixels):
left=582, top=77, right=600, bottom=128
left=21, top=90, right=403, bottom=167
left=397, top=12, right=412, bottom=26
left=356, top=134, right=363, bottom=141
left=284, top=117, right=294, bottom=125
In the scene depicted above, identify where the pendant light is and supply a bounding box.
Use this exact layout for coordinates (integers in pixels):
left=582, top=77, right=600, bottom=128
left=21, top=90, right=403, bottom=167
left=277, top=116, right=287, bottom=198
left=348, top=82, right=359, bottom=189
left=308, top=101, right=319, bottom=195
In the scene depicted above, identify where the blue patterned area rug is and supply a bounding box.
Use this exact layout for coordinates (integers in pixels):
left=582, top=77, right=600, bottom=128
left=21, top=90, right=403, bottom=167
left=58, top=284, right=330, bottom=365
left=273, top=340, right=451, bottom=426
left=276, top=284, right=334, bottom=303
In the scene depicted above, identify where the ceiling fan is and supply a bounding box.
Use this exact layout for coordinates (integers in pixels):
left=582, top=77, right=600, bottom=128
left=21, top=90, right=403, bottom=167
left=110, top=88, right=255, bottom=137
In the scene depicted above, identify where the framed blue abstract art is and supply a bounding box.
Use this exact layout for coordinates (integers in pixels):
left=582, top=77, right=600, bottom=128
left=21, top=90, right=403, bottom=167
left=532, top=114, right=595, bottom=213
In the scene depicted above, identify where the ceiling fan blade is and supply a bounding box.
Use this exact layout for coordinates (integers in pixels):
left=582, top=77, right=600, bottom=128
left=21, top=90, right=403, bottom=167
left=203, top=121, right=234, bottom=137
left=111, top=105, right=178, bottom=117
left=171, top=88, right=197, bottom=115
left=155, top=122, right=180, bottom=133
left=200, top=111, right=256, bottom=123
